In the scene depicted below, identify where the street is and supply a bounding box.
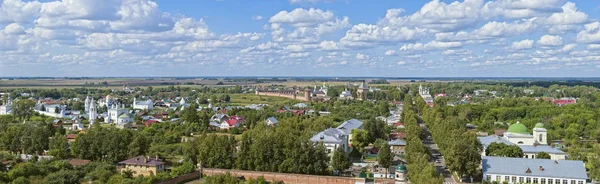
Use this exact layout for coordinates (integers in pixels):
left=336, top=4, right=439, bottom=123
left=419, top=119, right=457, bottom=184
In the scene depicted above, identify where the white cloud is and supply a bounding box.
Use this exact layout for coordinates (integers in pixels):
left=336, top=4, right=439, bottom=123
left=339, top=24, right=427, bottom=48
left=402, top=0, right=484, bottom=32
left=0, top=0, right=42, bottom=23
left=397, top=60, right=406, bottom=65
left=356, top=53, right=369, bottom=60
left=270, top=8, right=334, bottom=26
left=3, top=23, right=25, bottom=35
left=546, top=2, right=588, bottom=25
left=576, top=22, right=600, bottom=44
left=474, top=18, right=539, bottom=38
left=268, top=8, right=350, bottom=44
left=511, top=39, right=534, bottom=49
left=537, top=35, right=563, bottom=47
left=588, top=44, right=600, bottom=50
left=384, top=50, right=397, bottom=56
left=252, top=15, right=263, bottom=20
left=481, top=0, right=563, bottom=19
left=319, top=40, right=340, bottom=51
left=400, top=41, right=462, bottom=51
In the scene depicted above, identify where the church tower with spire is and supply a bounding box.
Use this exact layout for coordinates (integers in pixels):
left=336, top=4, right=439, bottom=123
left=89, top=98, right=97, bottom=127
left=84, top=95, right=91, bottom=113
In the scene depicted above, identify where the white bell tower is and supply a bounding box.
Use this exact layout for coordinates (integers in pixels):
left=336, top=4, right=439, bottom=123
left=533, top=123, right=547, bottom=145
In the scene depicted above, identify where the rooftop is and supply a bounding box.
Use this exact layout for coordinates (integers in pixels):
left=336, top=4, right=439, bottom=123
left=507, top=122, right=529, bottom=135
left=336, top=119, right=363, bottom=134
left=389, top=139, right=407, bottom=146
left=482, top=156, right=587, bottom=180
left=478, top=135, right=514, bottom=148
left=310, top=128, right=346, bottom=144
left=519, top=145, right=565, bottom=154
left=119, top=156, right=165, bottom=166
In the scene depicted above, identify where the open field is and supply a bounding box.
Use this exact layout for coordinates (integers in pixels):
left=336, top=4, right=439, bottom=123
left=0, top=78, right=429, bottom=89
left=0, top=78, right=262, bottom=89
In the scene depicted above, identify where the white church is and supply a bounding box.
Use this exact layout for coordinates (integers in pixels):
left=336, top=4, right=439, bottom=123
left=0, top=96, right=13, bottom=115
left=478, top=121, right=567, bottom=160
left=132, top=97, right=153, bottom=110
left=106, top=104, right=133, bottom=124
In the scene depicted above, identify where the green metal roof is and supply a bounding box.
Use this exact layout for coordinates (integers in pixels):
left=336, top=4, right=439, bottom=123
left=507, top=123, right=529, bottom=134
left=535, top=122, right=545, bottom=128
left=396, top=164, right=407, bottom=171
left=118, top=113, right=130, bottom=118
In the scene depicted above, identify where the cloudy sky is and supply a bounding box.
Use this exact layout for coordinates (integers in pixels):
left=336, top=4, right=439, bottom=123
left=1, top=0, right=600, bottom=77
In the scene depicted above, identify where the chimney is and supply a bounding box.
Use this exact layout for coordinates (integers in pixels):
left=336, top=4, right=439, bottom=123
left=145, top=156, right=149, bottom=163
left=155, top=154, right=159, bottom=161
left=539, top=166, right=543, bottom=171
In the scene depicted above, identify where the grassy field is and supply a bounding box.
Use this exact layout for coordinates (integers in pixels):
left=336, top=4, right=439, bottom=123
left=228, top=93, right=300, bottom=106
left=0, top=78, right=429, bottom=89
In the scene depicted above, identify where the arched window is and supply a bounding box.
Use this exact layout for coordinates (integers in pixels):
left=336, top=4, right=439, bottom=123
left=517, top=141, right=524, bottom=144
left=539, top=134, right=543, bottom=142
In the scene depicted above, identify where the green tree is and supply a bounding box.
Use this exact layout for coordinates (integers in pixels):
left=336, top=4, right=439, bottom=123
left=330, top=147, right=351, bottom=175
left=128, top=133, right=149, bottom=157
left=44, top=170, right=83, bottom=184
left=378, top=142, right=394, bottom=178
left=536, top=152, right=551, bottom=159
left=351, top=129, right=370, bottom=158
left=205, top=172, right=240, bottom=184
left=171, top=161, right=196, bottom=177
left=11, top=99, right=35, bottom=120
left=48, top=133, right=70, bottom=159
left=446, top=133, right=482, bottom=179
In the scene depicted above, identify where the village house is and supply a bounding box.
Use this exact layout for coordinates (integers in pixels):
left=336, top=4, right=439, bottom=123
left=265, top=117, right=278, bottom=126
left=388, top=139, right=407, bottom=155
left=118, top=156, right=165, bottom=177
left=209, top=113, right=245, bottom=130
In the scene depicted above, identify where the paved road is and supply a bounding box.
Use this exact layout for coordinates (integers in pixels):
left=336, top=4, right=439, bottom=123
left=418, top=117, right=457, bottom=184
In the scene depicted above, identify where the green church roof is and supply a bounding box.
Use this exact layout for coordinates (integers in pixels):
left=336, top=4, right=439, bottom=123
left=535, top=122, right=545, bottom=128
left=507, top=122, right=529, bottom=134
left=396, top=164, right=407, bottom=171
left=118, top=113, right=130, bottom=118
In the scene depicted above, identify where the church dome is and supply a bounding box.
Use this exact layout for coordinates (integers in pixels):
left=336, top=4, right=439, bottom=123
left=396, top=164, right=407, bottom=171
left=507, top=123, right=529, bottom=134
left=118, top=113, right=130, bottom=119
left=535, top=122, right=545, bottom=128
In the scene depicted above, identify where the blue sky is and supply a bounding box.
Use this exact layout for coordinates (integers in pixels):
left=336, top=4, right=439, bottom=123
left=1, top=0, right=600, bottom=77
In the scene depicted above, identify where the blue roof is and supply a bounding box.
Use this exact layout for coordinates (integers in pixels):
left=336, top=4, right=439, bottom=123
left=518, top=145, right=565, bottom=154
left=266, top=117, right=278, bottom=124
left=388, top=139, right=406, bottom=146
left=482, top=156, right=587, bottom=180
left=310, top=128, right=346, bottom=144
left=336, top=119, right=363, bottom=134
left=478, top=135, right=514, bottom=148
